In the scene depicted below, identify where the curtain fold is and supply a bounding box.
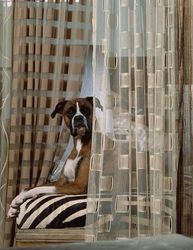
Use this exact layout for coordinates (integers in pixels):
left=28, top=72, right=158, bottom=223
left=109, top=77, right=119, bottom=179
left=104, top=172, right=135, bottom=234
left=177, top=0, right=193, bottom=236
left=2, top=0, right=92, bottom=246
left=86, top=0, right=178, bottom=240
left=0, top=1, right=13, bottom=246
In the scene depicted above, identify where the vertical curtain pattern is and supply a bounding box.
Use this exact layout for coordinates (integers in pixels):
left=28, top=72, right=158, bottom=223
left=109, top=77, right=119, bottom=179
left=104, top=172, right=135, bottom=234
left=0, top=1, right=13, bottom=246
left=4, top=0, right=92, bottom=246
left=86, top=0, right=178, bottom=240
left=177, top=0, right=193, bottom=236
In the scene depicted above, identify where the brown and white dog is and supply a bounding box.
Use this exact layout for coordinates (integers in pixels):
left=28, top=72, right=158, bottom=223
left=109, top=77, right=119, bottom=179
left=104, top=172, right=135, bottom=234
left=8, top=96, right=100, bottom=218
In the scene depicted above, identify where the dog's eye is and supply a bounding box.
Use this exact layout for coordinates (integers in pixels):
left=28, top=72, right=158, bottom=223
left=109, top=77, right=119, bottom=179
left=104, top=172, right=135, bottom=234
left=67, top=108, right=76, bottom=118
left=81, top=106, right=90, bottom=116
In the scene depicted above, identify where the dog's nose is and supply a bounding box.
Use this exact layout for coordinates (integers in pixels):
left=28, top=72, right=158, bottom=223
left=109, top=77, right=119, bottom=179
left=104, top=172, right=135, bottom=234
left=74, top=115, right=84, bottom=124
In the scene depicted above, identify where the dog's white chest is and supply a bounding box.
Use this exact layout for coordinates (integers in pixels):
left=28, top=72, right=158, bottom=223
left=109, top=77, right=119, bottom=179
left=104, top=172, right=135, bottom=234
left=63, top=139, right=82, bottom=182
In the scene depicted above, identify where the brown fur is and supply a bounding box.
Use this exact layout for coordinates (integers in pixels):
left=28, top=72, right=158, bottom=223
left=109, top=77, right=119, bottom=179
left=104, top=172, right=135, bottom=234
left=52, top=137, right=91, bottom=194
left=8, top=97, right=95, bottom=218
left=49, top=97, right=93, bottom=193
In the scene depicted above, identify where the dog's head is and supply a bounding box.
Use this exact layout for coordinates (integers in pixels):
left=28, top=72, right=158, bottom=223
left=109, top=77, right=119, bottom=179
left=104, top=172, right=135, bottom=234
left=51, top=97, right=98, bottom=138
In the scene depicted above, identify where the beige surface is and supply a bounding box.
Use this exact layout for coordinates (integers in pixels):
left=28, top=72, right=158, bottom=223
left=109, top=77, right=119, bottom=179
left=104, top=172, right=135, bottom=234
left=16, top=228, right=86, bottom=247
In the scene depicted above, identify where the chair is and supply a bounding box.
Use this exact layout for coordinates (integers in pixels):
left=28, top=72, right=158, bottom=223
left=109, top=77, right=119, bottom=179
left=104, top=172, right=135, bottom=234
left=15, top=194, right=87, bottom=246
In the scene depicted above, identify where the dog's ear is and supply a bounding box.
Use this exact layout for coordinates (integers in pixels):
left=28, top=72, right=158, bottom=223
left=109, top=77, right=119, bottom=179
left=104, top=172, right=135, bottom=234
left=86, top=96, right=93, bottom=105
left=51, top=99, right=67, bottom=118
left=86, top=96, right=103, bottom=111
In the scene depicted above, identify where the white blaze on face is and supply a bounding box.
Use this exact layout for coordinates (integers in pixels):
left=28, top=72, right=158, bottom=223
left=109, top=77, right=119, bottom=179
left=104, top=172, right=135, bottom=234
left=72, top=101, right=88, bottom=132
left=76, top=102, right=81, bottom=115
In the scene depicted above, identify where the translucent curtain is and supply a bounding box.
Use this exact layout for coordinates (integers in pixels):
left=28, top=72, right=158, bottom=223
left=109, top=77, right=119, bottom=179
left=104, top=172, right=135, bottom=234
left=177, top=0, right=193, bottom=236
left=0, top=1, right=13, bottom=246
left=3, top=0, right=92, bottom=246
left=86, top=0, right=178, bottom=240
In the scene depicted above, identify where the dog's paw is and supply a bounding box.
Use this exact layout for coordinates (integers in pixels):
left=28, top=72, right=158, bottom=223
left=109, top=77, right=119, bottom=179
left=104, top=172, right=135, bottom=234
left=7, top=206, right=20, bottom=218
left=7, top=191, right=26, bottom=218
left=12, top=190, right=26, bottom=206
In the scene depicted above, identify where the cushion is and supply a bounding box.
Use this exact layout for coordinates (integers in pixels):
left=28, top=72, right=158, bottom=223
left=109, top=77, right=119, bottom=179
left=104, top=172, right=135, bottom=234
left=17, top=194, right=87, bottom=229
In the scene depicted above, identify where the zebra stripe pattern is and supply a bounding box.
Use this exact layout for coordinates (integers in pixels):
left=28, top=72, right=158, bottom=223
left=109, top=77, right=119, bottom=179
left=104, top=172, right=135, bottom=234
left=17, top=194, right=87, bottom=229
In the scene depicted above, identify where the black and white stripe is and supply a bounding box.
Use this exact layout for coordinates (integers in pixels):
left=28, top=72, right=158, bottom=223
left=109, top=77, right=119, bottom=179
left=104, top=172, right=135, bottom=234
left=17, top=194, right=87, bottom=229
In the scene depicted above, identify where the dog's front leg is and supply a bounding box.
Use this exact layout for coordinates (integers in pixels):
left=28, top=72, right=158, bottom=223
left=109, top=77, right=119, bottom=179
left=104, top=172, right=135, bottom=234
left=7, top=186, right=57, bottom=218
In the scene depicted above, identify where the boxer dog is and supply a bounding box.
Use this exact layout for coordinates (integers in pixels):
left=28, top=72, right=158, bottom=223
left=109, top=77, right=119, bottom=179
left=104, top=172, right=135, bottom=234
left=8, top=96, right=101, bottom=218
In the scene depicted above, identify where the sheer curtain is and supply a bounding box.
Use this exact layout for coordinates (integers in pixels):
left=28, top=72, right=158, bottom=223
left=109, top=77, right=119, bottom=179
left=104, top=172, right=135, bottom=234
left=1, top=0, right=92, bottom=247
left=177, top=0, right=193, bottom=236
left=0, top=1, right=13, bottom=247
left=86, top=0, right=178, bottom=240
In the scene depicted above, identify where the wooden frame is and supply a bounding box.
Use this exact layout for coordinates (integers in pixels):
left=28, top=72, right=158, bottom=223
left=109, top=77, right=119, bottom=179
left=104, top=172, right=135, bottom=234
left=15, top=228, right=86, bottom=247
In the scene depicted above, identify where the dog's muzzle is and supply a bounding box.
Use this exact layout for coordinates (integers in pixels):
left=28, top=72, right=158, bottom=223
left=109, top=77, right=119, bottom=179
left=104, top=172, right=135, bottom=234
left=71, top=114, right=89, bottom=137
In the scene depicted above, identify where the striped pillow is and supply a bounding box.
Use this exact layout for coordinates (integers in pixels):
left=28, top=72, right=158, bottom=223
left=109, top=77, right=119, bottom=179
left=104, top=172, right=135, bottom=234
left=17, top=194, right=87, bottom=229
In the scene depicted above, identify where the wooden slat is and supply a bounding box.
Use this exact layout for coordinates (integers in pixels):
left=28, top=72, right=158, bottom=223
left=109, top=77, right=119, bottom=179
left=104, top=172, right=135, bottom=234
left=16, top=228, right=86, bottom=246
